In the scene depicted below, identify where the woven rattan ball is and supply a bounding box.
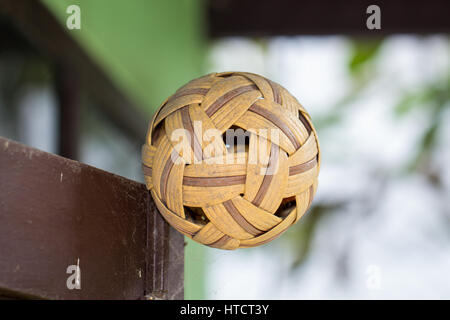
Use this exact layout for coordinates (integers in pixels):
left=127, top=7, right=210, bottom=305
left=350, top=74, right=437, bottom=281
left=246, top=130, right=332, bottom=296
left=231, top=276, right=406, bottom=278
left=142, top=72, right=320, bottom=250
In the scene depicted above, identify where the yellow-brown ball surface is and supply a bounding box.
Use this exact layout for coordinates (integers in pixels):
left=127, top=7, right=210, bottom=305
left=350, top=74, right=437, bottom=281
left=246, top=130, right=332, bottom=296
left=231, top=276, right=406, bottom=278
left=142, top=72, right=320, bottom=249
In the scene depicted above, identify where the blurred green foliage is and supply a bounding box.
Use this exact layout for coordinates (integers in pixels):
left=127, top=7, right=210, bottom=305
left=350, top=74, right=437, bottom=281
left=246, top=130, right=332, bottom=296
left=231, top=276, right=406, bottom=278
left=394, top=74, right=450, bottom=172
left=314, top=39, right=383, bottom=130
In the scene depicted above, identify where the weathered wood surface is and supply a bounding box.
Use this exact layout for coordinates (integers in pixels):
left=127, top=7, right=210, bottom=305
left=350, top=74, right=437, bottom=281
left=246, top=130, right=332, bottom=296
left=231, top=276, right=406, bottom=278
left=0, top=137, right=183, bottom=299
left=208, top=0, right=450, bottom=37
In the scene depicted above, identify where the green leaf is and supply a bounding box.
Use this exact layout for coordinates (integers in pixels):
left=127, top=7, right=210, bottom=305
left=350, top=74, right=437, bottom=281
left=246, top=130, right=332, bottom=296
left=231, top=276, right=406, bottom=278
left=348, top=40, right=382, bottom=75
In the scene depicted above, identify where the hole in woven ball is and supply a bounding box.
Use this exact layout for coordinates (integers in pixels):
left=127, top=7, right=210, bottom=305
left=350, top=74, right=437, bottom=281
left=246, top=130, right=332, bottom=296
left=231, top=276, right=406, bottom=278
left=184, top=206, right=209, bottom=226
left=151, top=122, right=165, bottom=146
left=222, top=125, right=250, bottom=153
left=218, top=73, right=235, bottom=78
left=275, top=196, right=296, bottom=219
left=298, top=113, right=312, bottom=135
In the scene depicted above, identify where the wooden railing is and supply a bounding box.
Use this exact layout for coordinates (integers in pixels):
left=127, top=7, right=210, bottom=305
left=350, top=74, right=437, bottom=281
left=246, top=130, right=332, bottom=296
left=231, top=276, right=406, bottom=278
left=0, top=137, right=184, bottom=299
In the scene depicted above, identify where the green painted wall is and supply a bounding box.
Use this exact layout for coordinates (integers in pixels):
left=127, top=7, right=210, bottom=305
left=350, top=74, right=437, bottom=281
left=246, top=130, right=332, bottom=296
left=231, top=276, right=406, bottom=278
left=42, top=0, right=207, bottom=299
left=43, top=0, right=206, bottom=114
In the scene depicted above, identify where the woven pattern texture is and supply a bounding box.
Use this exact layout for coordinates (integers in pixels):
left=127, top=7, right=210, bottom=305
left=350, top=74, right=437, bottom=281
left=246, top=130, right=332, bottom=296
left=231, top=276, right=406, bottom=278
left=142, top=72, right=320, bottom=249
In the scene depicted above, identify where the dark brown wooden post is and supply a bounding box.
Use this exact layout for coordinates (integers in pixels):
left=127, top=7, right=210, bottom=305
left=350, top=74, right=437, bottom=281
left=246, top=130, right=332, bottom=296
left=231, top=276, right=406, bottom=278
left=55, top=63, right=80, bottom=160
left=145, top=199, right=184, bottom=300
left=0, top=137, right=184, bottom=299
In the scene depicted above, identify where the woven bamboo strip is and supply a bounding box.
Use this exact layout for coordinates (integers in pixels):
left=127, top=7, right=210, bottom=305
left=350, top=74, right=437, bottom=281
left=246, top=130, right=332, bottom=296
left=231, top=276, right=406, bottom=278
left=152, top=189, right=201, bottom=237
left=239, top=207, right=297, bottom=248
left=288, top=134, right=318, bottom=167
left=151, top=135, right=174, bottom=200
left=279, top=86, right=308, bottom=115
left=164, top=106, right=195, bottom=163
left=285, top=165, right=318, bottom=197
left=141, top=144, right=156, bottom=166
left=251, top=99, right=309, bottom=146
left=244, top=134, right=272, bottom=202
left=209, top=90, right=261, bottom=133
left=238, top=72, right=275, bottom=102
left=192, top=222, right=224, bottom=245
left=230, top=196, right=282, bottom=231
left=201, top=75, right=254, bottom=115
left=155, top=95, right=204, bottom=127
left=203, top=203, right=254, bottom=240
left=208, top=235, right=240, bottom=250
left=182, top=185, right=244, bottom=207
left=294, top=188, right=311, bottom=222
left=188, top=103, right=228, bottom=159
left=142, top=144, right=156, bottom=189
left=153, top=74, right=217, bottom=127
left=256, top=146, right=289, bottom=213
left=235, top=111, right=296, bottom=154
left=184, top=153, right=247, bottom=178
left=165, top=155, right=186, bottom=218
